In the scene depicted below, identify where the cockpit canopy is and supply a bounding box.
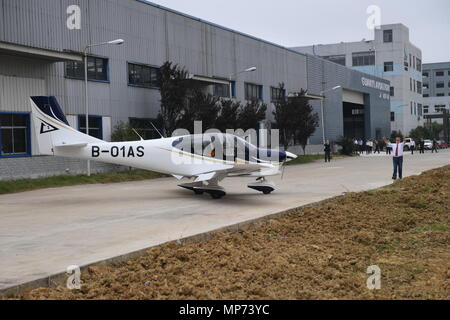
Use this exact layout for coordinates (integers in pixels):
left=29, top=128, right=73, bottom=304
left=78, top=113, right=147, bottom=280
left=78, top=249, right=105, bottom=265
left=171, top=133, right=287, bottom=163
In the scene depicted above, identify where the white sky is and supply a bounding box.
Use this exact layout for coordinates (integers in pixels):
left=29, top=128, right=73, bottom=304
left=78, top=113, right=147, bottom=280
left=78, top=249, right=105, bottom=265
left=148, top=0, right=450, bottom=63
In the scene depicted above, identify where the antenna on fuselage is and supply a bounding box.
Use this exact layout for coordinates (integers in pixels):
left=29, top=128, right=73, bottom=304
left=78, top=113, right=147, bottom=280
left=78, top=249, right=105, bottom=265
left=132, top=128, right=144, bottom=141
left=150, top=122, right=165, bottom=139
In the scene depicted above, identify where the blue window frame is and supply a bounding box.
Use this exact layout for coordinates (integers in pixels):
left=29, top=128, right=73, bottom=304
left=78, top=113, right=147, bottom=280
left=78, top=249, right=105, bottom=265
left=231, top=81, right=236, bottom=98
left=245, top=82, right=263, bottom=101
left=78, top=115, right=103, bottom=140
left=127, top=62, right=160, bottom=89
left=65, top=56, right=110, bottom=82
left=0, top=112, right=31, bottom=158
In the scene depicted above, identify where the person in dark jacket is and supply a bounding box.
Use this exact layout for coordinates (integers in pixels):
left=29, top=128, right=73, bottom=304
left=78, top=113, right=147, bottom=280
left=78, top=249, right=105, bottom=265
left=419, top=139, right=425, bottom=154
left=324, top=140, right=332, bottom=163
left=432, top=139, right=439, bottom=153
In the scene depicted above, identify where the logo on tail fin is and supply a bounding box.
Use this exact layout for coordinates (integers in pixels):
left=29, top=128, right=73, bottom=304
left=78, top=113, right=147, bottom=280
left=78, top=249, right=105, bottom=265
left=39, top=119, right=59, bottom=134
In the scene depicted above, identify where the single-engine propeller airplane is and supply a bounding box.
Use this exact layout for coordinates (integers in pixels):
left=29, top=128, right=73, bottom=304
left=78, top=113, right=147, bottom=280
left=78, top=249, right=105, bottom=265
left=30, top=96, right=297, bottom=199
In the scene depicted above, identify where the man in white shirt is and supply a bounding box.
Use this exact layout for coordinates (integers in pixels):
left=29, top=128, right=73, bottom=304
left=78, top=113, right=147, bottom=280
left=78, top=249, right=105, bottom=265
left=384, top=137, right=405, bottom=180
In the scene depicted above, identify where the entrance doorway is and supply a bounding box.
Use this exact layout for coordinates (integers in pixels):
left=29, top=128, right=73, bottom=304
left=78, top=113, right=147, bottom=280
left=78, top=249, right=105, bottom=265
left=343, top=102, right=365, bottom=139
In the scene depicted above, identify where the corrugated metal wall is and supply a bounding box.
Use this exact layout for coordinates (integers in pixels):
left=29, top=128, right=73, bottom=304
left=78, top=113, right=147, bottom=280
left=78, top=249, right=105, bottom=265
left=0, top=0, right=309, bottom=127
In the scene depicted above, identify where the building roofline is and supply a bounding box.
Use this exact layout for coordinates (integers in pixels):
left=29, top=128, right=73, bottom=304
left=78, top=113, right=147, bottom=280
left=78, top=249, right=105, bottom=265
left=136, top=0, right=308, bottom=58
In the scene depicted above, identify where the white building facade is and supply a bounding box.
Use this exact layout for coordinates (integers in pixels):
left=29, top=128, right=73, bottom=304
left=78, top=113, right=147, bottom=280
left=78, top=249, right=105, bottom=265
left=422, top=62, right=450, bottom=123
left=292, top=23, right=423, bottom=136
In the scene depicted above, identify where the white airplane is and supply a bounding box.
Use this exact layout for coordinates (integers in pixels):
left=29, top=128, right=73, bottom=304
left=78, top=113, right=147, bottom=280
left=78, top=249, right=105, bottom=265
left=30, top=96, right=297, bottom=199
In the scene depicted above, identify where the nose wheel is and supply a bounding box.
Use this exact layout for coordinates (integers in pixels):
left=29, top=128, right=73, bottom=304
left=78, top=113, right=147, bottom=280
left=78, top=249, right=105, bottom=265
left=247, top=178, right=275, bottom=195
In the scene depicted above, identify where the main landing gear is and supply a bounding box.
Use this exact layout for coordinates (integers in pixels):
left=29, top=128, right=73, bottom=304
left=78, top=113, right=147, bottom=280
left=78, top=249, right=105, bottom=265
left=179, top=177, right=276, bottom=199
left=247, top=177, right=275, bottom=195
left=178, top=182, right=226, bottom=199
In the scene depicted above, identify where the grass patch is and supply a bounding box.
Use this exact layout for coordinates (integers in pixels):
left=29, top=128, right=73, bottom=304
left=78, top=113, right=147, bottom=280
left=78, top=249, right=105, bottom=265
left=0, top=170, right=166, bottom=195
left=418, top=224, right=450, bottom=233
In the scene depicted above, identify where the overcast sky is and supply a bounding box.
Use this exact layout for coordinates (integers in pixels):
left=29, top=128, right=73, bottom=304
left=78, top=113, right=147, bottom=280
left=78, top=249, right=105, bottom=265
left=149, top=0, right=450, bottom=63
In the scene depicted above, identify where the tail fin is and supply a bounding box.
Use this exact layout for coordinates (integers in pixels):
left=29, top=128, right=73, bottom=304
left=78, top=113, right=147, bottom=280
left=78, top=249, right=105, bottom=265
left=30, top=96, right=103, bottom=155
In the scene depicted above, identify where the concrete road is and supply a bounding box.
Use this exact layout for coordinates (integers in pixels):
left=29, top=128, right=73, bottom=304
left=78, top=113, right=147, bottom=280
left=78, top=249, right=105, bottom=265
left=0, top=151, right=449, bottom=290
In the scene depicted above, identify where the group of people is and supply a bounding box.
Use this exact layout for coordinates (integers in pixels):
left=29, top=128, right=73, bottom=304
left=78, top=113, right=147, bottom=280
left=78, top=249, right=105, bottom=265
left=353, top=139, right=382, bottom=155
left=323, top=137, right=443, bottom=181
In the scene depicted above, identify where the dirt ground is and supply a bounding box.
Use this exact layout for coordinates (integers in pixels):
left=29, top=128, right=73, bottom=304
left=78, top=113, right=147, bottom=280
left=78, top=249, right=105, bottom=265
left=21, top=165, right=450, bottom=300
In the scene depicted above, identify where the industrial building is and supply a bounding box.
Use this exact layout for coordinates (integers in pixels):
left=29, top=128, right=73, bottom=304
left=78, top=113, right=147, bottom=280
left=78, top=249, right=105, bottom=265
left=292, top=23, right=423, bottom=136
left=422, top=62, right=450, bottom=120
left=0, top=0, right=390, bottom=180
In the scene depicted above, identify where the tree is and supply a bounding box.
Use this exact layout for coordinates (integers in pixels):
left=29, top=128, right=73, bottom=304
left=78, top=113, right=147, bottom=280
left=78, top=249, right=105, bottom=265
left=429, top=122, right=443, bottom=139
left=294, top=91, right=319, bottom=154
left=158, top=61, right=194, bottom=136
left=215, top=99, right=241, bottom=132
left=178, top=89, right=221, bottom=133
left=409, top=126, right=429, bottom=141
left=111, top=121, right=139, bottom=142
left=237, top=100, right=267, bottom=131
left=272, top=83, right=291, bottom=149
left=272, top=86, right=319, bottom=153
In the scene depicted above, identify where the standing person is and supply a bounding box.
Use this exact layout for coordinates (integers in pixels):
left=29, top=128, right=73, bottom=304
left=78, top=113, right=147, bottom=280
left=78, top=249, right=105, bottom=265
left=384, top=137, right=405, bottom=180
left=324, top=140, right=332, bottom=163
left=419, top=139, right=425, bottom=154
left=385, top=138, right=392, bottom=155
left=358, top=139, right=363, bottom=155
left=373, top=140, right=378, bottom=154
left=432, top=139, right=439, bottom=153
left=410, top=139, right=415, bottom=155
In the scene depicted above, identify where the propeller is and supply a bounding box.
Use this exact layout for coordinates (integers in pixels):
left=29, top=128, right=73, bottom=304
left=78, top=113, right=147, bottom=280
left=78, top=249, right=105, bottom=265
left=280, top=159, right=287, bottom=180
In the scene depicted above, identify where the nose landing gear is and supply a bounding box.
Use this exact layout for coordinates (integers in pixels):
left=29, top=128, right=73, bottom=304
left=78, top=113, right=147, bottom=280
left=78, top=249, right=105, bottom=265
left=247, top=177, right=275, bottom=195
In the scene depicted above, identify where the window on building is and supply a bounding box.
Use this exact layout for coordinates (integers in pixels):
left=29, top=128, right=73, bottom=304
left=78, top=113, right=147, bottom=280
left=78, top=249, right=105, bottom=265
left=128, top=63, right=159, bottom=88
left=390, top=86, right=395, bottom=97
left=435, top=105, right=446, bottom=112
left=423, top=83, right=429, bottom=89
left=270, top=86, right=285, bottom=103
left=245, top=83, right=263, bottom=101
left=410, top=78, right=413, bottom=91
left=423, top=71, right=429, bottom=77
left=416, top=58, right=422, bottom=72
left=409, top=54, right=412, bottom=69
left=66, top=56, right=109, bottom=81
left=436, top=71, right=444, bottom=77
left=0, top=113, right=30, bottom=157
left=352, top=51, right=375, bottom=66
left=384, top=61, right=394, bottom=72
left=417, top=81, right=422, bottom=94
left=414, top=102, right=417, bottom=115
left=213, top=83, right=230, bottom=98
left=423, top=106, right=429, bottom=114
left=390, top=112, right=395, bottom=122
left=418, top=104, right=423, bottom=117
left=448, top=82, right=450, bottom=88
left=410, top=102, right=413, bottom=115
left=383, top=30, right=393, bottom=43
left=437, top=93, right=445, bottom=97
left=436, top=82, right=445, bottom=88
left=129, top=118, right=162, bottom=140
left=414, top=80, right=416, bottom=93
left=423, top=94, right=429, bottom=97
left=78, top=115, right=103, bottom=139
left=322, top=55, right=346, bottom=66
